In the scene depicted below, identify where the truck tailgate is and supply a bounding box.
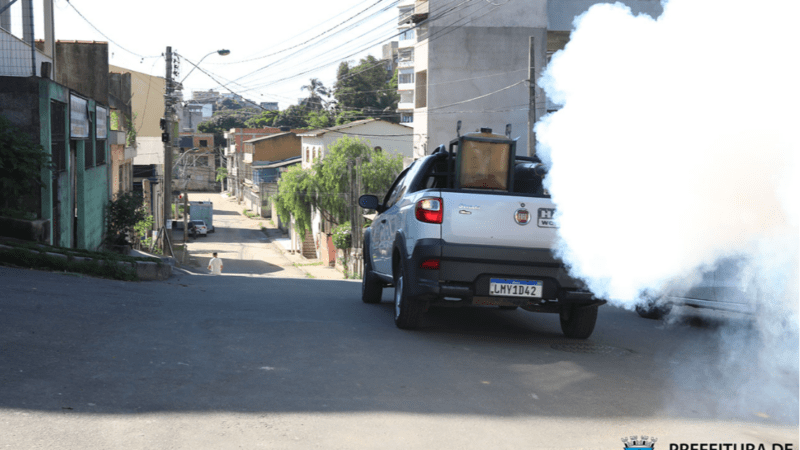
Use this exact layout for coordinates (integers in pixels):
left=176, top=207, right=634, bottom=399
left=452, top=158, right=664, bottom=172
left=440, top=192, right=558, bottom=249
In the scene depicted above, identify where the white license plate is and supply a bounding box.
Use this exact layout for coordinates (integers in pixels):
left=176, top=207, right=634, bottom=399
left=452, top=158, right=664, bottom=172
left=489, top=278, right=543, bottom=298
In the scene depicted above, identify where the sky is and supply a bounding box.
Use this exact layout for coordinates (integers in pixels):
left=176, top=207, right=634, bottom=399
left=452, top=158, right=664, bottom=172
left=32, top=0, right=399, bottom=109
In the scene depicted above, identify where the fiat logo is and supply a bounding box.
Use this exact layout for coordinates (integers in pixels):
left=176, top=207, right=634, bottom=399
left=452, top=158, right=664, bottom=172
left=514, top=208, right=531, bottom=225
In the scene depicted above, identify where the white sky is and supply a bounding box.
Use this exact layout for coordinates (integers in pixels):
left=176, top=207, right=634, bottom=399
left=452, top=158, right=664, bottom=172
left=33, top=0, right=399, bottom=109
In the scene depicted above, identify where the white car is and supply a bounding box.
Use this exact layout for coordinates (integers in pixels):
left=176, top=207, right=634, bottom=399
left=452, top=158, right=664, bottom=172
left=191, top=220, right=208, bottom=236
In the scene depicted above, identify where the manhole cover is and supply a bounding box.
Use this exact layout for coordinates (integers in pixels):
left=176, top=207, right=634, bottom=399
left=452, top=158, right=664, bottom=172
left=550, top=343, right=631, bottom=356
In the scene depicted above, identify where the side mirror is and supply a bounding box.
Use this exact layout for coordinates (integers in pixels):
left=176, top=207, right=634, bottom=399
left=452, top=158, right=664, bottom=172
left=358, top=195, right=379, bottom=210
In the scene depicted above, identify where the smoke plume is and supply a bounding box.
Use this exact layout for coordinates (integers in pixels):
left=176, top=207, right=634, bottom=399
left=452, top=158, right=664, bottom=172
left=535, top=0, right=799, bottom=421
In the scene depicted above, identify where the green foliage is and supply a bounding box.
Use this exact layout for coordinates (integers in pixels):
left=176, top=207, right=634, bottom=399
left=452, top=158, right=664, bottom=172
left=244, top=110, right=280, bottom=128
left=273, top=164, right=314, bottom=236
left=312, top=136, right=402, bottom=224
left=273, top=136, right=402, bottom=238
left=106, top=192, right=150, bottom=246
left=0, top=115, right=50, bottom=217
left=126, top=113, right=137, bottom=147
left=300, top=78, right=330, bottom=111
left=216, top=167, right=228, bottom=182
left=272, top=104, right=312, bottom=129
left=333, top=56, right=399, bottom=123
left=0, top=240, right=167, bottom=281
left=198, top=109, right=260, bottom=147
left=332, top=222, right=352, bottom=249
left=306, top=111, right=333, bottom=129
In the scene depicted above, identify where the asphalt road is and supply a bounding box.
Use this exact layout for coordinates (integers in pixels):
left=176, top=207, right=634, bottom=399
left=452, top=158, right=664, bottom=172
left=0, top=197, right=797, bottom=449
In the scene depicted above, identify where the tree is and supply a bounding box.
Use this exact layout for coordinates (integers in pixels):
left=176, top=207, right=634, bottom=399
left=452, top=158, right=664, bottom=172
left=333, top=56, right=399, bottom=123
left=105, top=192, right=151, bottom=247
left=301, top=78, right=330, bottom=111
left=244, top=110, right=280, bottom=128
left=273, top=136, right=403, bottom=237
left=272, top=104, right=312, bottom=129
left=0, top=115, right=50, bottom=219
left=198, top=109, right=259, bottom=147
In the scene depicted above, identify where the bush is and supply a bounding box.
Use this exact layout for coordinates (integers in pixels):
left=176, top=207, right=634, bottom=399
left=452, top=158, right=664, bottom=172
left=332, top=222, right=352, bottom=249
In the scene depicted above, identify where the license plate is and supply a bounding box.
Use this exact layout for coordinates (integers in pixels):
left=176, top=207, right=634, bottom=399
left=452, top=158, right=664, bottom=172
left=489, top=278, right=543, bottom=298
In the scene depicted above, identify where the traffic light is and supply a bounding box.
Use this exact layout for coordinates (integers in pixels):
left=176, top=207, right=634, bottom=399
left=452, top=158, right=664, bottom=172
left=160, top=118, right=167, bottom=130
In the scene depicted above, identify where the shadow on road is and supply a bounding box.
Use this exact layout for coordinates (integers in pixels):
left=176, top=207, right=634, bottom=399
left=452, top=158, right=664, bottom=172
left=0, top=266, right=796, bottom=427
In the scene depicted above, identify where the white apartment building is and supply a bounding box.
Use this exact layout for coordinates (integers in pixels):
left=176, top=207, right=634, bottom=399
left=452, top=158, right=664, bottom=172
left=398, top=0, right=663, bottom=159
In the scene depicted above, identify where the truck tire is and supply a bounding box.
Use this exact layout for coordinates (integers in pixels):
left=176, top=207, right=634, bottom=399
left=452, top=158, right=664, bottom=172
left=559, top=304, right=598, bottom=339
left=393, top=260, right=423, bottom=329
left=635, top=294, right=671, bottom=320
left=361, top=254, right=382, bottom=304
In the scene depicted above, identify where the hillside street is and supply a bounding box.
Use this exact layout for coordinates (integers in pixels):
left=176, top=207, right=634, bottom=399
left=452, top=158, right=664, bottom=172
left=0, top=194, right=797, bottom=449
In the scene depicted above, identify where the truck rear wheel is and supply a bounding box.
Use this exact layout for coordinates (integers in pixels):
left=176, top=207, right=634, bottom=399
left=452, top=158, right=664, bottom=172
left=394, top=261, right=423, bottom=329
left=361, top=254, right=383, bottom=304
left=559, top=304, right=598, bottom=339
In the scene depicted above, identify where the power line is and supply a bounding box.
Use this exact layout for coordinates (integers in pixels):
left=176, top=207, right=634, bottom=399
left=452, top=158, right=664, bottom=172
left=62, top=0, right=160, bottom=60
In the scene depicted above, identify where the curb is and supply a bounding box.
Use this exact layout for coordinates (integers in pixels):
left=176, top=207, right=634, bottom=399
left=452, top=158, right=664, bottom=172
left=0, top=243, right=173, bottom=281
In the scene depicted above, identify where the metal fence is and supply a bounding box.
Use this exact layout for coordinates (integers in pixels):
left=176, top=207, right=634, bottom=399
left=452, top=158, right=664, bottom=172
left=1, top=0, right=39, bottom=78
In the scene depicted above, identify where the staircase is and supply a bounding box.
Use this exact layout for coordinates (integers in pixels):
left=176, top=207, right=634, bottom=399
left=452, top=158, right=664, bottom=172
left=301, top=231, right=317, bottom=259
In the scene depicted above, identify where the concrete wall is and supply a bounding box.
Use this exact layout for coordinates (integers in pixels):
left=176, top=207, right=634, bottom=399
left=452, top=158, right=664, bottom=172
left=55, top=41, right=109, bottom=105
left=548, top=0, right=662, bottom=31
left=250, top=133, right=301, bottom=162
left=414, top=0, right=547, bottom=158
left=110, top=64, right=165, bottom=138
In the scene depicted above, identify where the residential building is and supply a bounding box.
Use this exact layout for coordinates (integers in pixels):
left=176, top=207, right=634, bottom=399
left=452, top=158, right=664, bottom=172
left=108, top=71, right=136, bottom=196
left=398, top=0, right=663, bottom=158
left=224, top=127, right=303, bottom=199
left=240, top=132, right=302, bottom=215
left=176, top=132, right=216, bottom=192
left=110, top=64, right=168, bottom=231
left=0, top=14, right=113, bottom=250
left=297, top=119, right=413, bottom=170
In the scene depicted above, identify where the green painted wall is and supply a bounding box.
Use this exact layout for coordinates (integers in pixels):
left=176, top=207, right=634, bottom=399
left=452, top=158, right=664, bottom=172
left=35, top=80, right=109, bottom=250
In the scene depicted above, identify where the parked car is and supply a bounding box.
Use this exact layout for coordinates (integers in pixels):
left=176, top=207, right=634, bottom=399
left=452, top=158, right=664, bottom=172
left=357, top=127, right=603, bottom=338
left=170, top=219, right=200, bottom=238
left=636, top=240, right=800, bottom=320
left=191, top=220, right=208, bottom=236
left=635, top=257, right=757, bottom=319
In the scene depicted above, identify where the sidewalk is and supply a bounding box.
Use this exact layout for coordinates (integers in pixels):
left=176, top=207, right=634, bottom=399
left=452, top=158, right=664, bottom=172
left=229, top=195, right=349, bottom=281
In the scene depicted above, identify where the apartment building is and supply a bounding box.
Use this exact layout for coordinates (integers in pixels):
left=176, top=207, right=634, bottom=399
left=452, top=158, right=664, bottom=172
left=398, top=0, right=662, bottom=158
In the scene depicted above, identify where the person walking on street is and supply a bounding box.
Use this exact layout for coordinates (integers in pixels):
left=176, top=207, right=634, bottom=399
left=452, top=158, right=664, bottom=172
left=208, top=252, right=223, bottom=275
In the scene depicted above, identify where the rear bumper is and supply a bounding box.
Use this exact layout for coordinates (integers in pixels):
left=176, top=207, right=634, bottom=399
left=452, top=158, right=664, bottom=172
left=404, top=239, right=601, bottom=310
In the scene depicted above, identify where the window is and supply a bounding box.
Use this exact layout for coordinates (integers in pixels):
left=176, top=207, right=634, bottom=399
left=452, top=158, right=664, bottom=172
left=51, top=101, right=67, bottom=172
left=401, top=113, right=414, bottom=123
left=399, top=48, right=414, bottom=63
left=96, top=141, right=106, bottom=166
left=84, top=140, right=94, bottom=168
left=199, top=139, right=208, bottom=147
left=399, top=69, right=414, bottom=85
left=399, top=28, right=415, bottom=41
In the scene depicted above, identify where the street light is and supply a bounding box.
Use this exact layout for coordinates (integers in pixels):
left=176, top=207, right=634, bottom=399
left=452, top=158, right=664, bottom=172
left=179, top=49, right=231, bottom=84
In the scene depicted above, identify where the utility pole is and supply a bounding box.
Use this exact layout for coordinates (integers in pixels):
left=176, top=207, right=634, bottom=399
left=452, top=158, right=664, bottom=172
left=163, top=46, right=174, bottom=236
left=528, top=36, right=537, bottom=157
left=527, top=32, right=547, bottom=157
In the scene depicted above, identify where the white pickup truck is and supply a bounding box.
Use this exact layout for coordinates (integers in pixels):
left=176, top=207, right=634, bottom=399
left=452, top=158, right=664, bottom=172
left=358, top=128, right=604, bottom=339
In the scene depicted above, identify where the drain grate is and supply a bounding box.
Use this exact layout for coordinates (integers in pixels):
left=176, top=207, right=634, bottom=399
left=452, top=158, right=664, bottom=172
left=550, top=343, right=632, bottom=356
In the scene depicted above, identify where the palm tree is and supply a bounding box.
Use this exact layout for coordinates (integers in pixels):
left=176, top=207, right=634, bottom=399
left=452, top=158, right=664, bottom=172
left=301, top=78, right=330, bottom=111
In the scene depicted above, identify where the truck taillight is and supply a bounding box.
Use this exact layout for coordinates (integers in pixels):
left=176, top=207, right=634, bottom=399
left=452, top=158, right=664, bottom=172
left=415, top=197, right=443, bottom=224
